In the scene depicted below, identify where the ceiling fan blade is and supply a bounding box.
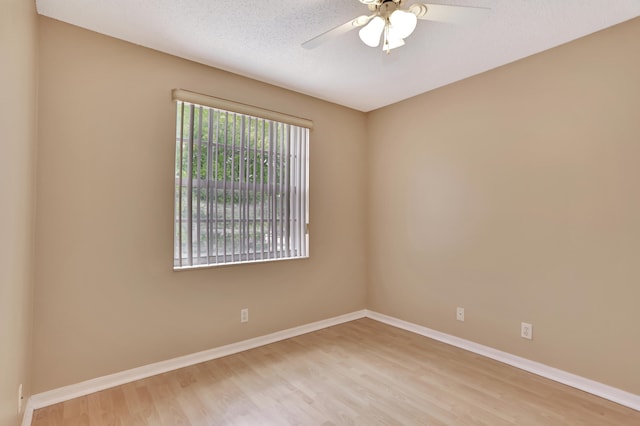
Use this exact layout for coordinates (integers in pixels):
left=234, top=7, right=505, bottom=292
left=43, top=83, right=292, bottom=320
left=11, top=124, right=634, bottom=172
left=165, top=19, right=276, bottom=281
left=410, top=3, right=490, bottom=24
left=302, top=15, right=371, bottom=49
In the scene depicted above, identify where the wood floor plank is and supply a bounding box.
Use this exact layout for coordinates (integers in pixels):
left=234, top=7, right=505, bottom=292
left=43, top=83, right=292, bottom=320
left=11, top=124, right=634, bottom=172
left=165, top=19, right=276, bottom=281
left=31, top=318, right=640, bottom=425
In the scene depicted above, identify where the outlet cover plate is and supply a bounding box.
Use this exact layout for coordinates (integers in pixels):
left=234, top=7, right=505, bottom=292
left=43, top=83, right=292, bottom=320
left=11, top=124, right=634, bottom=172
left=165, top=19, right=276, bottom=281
left=456, top=307, right=465, bottom=322
left=521, top=322, right=533, bottom=340
left=17, top=384, right=22, bottom=414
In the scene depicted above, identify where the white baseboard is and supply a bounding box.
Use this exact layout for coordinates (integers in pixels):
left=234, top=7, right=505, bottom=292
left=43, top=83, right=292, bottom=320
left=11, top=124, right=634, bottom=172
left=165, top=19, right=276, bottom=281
left=364, top=309, right=640, bottom=412
left=22, top=310, right=367, bottom=424
left=22, top=308, right=639, bottom=425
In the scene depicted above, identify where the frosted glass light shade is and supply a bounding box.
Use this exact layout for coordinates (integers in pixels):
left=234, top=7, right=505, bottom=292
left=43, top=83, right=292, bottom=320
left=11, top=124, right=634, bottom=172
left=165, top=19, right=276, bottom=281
left=359, top=16, right=385, bottom=47
left=389, top=9, right=417, bottom=39
left=382, top=25, right=404, bottom=52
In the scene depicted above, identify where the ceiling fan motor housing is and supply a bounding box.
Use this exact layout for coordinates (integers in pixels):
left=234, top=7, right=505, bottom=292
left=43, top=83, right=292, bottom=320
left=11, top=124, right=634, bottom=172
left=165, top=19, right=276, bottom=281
left=361, top=0, right=405, bottom=13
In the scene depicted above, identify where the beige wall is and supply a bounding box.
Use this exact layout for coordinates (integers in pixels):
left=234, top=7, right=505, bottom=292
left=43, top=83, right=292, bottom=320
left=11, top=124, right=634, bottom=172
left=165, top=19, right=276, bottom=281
left=0, top=1, right=38, bottom=425
left=368, top=17, right=640, bottom=394
left=33, top=17, right=368, bottom=393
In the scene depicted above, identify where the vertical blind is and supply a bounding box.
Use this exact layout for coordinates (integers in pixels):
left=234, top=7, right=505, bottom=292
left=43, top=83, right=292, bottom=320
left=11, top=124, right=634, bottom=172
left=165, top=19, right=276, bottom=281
left=173, top=95, right=310, bottom=268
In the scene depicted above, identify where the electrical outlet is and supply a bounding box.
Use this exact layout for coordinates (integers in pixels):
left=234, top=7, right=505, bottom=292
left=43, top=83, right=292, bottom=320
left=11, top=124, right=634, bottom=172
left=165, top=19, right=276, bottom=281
left=521, top=322, right=533, bottom=340
left=240, top=308, right=249, bottom=323
left=456, top=307, right=465, bottom=322
left=17, top=384, right=23, bottom=414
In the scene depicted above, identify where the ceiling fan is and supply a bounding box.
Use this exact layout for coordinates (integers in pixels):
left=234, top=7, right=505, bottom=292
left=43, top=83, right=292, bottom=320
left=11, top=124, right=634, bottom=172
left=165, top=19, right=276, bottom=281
left=302, top=0, right=490, bottom=54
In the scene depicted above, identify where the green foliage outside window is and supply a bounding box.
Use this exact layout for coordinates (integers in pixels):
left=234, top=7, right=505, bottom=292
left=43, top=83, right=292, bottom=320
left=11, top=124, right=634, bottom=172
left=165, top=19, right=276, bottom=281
left=175, top=105, right=285, bottom=202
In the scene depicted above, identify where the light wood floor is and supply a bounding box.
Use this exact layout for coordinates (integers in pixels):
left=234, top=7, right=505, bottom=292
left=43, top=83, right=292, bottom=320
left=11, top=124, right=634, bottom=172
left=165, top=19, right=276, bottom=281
left=32, top=318, right=640, bottom=425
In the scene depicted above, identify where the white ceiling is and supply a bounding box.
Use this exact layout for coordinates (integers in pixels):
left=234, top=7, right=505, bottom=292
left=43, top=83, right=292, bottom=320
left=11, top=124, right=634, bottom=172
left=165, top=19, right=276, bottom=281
left=36, top=0, right=640, bottom=112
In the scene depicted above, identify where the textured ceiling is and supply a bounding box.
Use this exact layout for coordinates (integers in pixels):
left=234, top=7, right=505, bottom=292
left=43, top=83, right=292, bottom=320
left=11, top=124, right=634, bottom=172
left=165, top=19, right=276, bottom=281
left=36, top=0, right=640, bottom=112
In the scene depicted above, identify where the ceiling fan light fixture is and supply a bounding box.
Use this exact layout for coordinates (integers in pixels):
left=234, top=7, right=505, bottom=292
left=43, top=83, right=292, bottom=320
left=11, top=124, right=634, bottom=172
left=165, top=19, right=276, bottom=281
left=359, top=15, right=385, bottom=47
left=302, top=1, right=491, bottom=55
left=389, top=9, right=418, bottom=39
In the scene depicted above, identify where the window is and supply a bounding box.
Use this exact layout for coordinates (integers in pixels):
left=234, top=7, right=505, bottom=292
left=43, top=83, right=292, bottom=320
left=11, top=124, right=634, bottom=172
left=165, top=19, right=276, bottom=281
left=172, top=90, right=310, bottom=269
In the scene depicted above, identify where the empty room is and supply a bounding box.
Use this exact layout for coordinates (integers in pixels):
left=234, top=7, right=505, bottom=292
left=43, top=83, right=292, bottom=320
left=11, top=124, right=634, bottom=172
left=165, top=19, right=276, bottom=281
left=2, top=0, right=639, bottom=425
